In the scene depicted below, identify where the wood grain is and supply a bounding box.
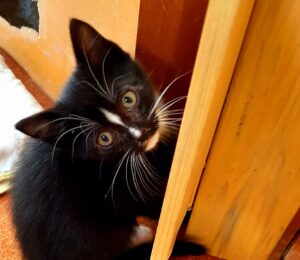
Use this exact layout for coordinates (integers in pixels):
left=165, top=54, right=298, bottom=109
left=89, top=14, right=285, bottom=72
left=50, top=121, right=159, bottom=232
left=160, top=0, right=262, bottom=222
left=186, top=0, right=300, bottom=259
left=150, top=0, right=255, bottom=259
left=0, top=0, right=140, bottom=99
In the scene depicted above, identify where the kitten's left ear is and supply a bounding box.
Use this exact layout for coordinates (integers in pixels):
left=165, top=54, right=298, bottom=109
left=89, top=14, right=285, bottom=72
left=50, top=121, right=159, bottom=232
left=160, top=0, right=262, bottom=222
left=15, top=109, right=65, bottom=143
left=69, top=18, right=113, bottom=66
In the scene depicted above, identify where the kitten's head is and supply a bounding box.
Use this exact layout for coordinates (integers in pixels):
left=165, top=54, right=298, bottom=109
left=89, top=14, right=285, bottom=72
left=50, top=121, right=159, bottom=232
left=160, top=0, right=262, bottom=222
left=16, top=19, right=179, bottom=162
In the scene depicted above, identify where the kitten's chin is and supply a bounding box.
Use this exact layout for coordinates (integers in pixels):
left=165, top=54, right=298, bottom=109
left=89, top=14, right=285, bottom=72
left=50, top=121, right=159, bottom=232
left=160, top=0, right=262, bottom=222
left=144, top=131, right=160, bottom=151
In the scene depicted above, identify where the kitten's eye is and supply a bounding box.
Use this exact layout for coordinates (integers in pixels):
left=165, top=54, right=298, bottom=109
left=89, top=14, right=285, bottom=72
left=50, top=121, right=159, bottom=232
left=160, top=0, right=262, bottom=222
left=97, top=131, right=113, bottom=147
left=121, top=91, right=137, bottom=108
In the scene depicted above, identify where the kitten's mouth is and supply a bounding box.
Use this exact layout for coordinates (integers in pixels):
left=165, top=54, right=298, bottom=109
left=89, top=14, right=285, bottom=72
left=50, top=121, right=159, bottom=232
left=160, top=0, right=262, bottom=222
left=143, top=131, right=160, bottom=151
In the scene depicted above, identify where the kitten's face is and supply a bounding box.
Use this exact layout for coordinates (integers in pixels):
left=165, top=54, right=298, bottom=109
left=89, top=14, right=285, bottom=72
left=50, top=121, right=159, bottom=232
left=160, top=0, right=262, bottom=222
left=16, top=19, right=177, bottom=162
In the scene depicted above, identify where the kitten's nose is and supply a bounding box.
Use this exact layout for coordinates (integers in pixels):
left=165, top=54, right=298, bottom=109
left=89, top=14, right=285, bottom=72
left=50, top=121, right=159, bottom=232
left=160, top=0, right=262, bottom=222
left=131, top=126, right=159, bottom=151
left=129, top=127, right=151, bottom=141
left=139, top=127, right=152, bottom=140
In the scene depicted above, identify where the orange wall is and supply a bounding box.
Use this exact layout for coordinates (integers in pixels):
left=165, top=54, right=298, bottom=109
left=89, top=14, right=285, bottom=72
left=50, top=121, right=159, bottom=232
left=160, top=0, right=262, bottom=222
left=0, top=0, right=140, bottom=99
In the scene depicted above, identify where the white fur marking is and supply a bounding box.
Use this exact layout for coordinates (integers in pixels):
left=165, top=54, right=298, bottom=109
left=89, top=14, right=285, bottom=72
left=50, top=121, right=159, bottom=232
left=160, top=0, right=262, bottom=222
left=130, top=225, right=154, bottom=247
left=99, top=108, right=125, bottom=127
left=129, top=127, right=142, bottom=138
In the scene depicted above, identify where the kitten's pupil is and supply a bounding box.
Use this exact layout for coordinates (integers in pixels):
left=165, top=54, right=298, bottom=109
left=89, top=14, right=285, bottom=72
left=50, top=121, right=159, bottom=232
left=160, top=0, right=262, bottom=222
left=101, top=135, right=109, bottom=141
left=121, top=91, right=137, bottom=108
left=97, top=131, right=113, bottom=147
left=124, top=96, right=133, bottom=103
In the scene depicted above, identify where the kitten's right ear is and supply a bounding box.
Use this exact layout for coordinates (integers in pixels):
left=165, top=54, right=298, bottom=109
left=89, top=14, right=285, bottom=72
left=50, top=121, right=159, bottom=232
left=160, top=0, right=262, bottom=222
left=70, top=18, right=111, bottom=66
left=15, top=109, right=63, bottom=143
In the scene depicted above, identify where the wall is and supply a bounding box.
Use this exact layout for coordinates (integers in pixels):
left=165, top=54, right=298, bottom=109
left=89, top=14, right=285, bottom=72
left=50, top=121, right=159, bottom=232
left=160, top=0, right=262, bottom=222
left=0, top=0, right=140, bottom=99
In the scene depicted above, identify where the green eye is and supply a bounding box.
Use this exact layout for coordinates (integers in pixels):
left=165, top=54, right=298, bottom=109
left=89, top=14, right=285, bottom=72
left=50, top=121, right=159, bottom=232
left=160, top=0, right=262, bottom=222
left=97, top=131, right=113, bottom=147
left=121, top=90, right=137, bottom=108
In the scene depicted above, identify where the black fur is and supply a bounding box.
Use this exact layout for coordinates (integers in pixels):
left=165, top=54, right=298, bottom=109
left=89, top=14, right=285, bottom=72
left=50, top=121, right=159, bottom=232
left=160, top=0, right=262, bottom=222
left=116, top=241, right=206, bottom=259
left=12, top=19, right=204, bottom=259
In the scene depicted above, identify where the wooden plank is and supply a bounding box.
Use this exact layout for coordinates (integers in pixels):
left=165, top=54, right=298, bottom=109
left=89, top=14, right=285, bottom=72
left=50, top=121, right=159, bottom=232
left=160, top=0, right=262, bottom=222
left=285, top=233, right=300, bottom=260
left=150, top=0, right=255, bottom=259
left=0, top=0, right=140, bottom=99
left=270, top=209, right=300, bottom=259
left=186, top=0, right=300, bottom=259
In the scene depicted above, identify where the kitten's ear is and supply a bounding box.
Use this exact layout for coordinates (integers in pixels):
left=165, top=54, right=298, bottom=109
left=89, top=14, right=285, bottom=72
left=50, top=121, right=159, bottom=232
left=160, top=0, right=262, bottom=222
left=70, top=18, right=112, bottom=66
left=15, top=109, right=64, bottom=143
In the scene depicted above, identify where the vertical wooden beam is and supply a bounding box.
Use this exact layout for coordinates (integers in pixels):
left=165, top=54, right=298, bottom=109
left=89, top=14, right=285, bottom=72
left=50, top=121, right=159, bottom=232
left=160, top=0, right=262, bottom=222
left=151, top=0, right=255, bottom=259
left=186, top=0, right=300, bottom=259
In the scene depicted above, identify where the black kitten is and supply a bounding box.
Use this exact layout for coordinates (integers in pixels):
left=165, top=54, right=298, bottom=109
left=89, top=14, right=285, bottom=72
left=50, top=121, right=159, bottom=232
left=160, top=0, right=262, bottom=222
left=12, top=19, right=205, bottom=260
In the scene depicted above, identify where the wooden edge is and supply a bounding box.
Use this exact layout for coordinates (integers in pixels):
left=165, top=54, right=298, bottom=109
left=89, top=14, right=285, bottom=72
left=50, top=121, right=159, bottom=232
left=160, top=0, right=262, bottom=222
left=0, top=47, right=53, bottom=109
left=269, top=209, right=300, bottom=260
left=284, top=232, right=300, bottom=260
left=150, top=0, right=256, bottom=259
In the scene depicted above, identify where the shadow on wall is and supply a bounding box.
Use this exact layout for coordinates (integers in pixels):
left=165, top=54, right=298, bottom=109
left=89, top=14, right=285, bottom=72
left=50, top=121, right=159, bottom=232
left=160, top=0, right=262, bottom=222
left=136, top=0, right=209, bottom=108
left=0, top=0, right=39, bottom=31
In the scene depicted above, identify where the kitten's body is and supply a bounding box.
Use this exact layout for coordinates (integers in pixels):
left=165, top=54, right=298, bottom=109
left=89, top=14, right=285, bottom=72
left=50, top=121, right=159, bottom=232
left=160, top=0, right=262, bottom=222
left=13, top=139, right=172, bottom=259
left=12, top=19, right=204, bottom=259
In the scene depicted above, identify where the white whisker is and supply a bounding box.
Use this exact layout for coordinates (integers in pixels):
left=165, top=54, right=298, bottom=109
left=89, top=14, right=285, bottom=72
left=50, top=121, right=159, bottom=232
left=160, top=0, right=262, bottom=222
left=130, top=155, right=147, bottom=203
left=154, top=114, right=183, bottom=123
left=105, top=150, right=130, bottom=201
left=156, top=96, right=187, bottom=115
left=71, top=125, right=96, bottom=162
left=82, top=42, right=111, bottom=100
left=135, top=156, right=155, bottom=197
left=51, top=125, right=88, bottom=161
left=78, top=81, right=107, bottom=98
left=37, top=116, right=90, bottom=136
left=148, top=71, right=191, bottom=119
left=136, top=155, right=162, bottom=197
left=99, top=161, right=103, bottom=183
left=85, top=128, right=95, bottom=158
left=140, top=154, right=165, bottom=182
left=102, top=48, right=112, bottom=98
left=125, top=156, right=139, bottom=202
left=111, top=73, right=131, bottom=98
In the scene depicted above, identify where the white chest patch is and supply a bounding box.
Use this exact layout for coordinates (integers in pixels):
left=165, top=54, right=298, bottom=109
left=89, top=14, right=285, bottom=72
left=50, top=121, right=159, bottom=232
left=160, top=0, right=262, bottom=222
left=99, top=108, right=125, bottom=127
left=129, top=225, right=154, bottom=248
